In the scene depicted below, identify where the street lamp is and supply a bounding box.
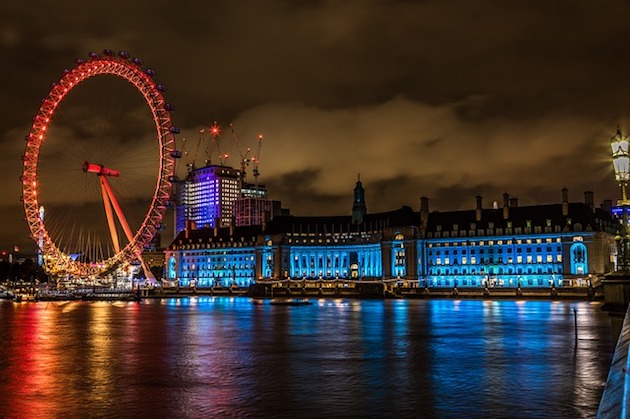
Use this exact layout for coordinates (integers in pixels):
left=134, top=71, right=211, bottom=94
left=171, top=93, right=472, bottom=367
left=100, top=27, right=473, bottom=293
left=611, top=127, right=630, bottom=270
left=611, top=127, right=630, bottom=203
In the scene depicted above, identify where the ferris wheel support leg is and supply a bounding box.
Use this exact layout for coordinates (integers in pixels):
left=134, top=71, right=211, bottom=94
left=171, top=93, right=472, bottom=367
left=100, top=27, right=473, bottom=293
left=138, top=255, right=156, bottom=283
left=100, top=176, right=156, bottom=282
left=101, top=177, right=121, bottom=254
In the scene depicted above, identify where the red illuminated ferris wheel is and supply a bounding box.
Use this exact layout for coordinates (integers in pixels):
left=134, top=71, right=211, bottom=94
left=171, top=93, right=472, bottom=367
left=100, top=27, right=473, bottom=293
left=21, top=50, right=179, bottom=277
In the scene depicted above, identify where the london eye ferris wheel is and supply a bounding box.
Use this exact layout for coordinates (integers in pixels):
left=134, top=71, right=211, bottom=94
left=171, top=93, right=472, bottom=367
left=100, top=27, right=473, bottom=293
left=21, top=50, right=180, bottom=278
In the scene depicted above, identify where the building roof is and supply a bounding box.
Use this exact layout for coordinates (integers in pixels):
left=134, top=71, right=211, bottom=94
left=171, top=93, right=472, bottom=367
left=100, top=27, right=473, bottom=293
left=264, top=205, right=420, bottom=234
left=425, top=202, right=615, bottom=233
left=167, top=190, right=618, bottom=249
left=169, top=224, right=263, bottom=248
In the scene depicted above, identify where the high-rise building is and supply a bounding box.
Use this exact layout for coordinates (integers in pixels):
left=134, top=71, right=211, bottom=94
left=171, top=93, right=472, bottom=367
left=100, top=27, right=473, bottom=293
left=174, top=165, right=282, bottom=234
left=174, top=165, right=241, bottom=234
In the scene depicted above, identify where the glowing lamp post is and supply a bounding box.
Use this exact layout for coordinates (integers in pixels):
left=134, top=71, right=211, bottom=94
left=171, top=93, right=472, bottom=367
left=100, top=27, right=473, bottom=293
left=612, top=128, right=630, bottom=204
left=611, top=128, right=630, bottom=270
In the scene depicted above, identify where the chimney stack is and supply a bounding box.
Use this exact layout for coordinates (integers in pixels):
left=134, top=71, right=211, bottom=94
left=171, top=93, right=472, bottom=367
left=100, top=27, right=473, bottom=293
left=502, top=192, right=509, bottom=220
left=584, top=191, right=594, bottom=212
left=214, top=218, right=220, bottom=237
left=420, top=196, right=429, bottom=212
left=509, top=197, right=518, bottom=207
left=262, top=210, right=270, bottom=231
left=475, top=195, right=483, bottom=222
left=601, top=199, right=613, bottom=213
left=562, top=187, right=569, bottom=217
left=185, top=220, right=196, bottom=239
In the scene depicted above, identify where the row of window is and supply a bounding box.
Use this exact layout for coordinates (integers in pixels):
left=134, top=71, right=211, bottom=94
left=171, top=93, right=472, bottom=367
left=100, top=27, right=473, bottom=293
left=432, top=255, right=562, bottom=265
left=428, top=237, right=563, bottom=247
left=428, top=246, right=561, bottom=256
left=181, top=255, right=256, bottom=263
left=182, top=264, right=254, bottom=271
left=429, top=266, right=558, bottom=275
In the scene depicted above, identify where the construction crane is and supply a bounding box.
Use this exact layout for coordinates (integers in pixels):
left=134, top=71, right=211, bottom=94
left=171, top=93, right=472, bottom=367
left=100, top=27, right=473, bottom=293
left=206, top=121, right=230, bottom=166
left=251, top=133, right=263, bottom=189
left=229, top=124, right=252, bottom=184
left=180, top=133, right=204, bottom=173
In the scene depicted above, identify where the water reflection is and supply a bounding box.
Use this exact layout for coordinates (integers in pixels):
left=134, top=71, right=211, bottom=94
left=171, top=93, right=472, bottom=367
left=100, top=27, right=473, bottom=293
left=0, top=299, right=612, bottom=418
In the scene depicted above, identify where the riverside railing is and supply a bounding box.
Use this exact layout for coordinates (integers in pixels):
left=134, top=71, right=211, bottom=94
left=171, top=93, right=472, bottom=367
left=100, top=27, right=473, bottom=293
left=598, top=304, right=630, bottom=418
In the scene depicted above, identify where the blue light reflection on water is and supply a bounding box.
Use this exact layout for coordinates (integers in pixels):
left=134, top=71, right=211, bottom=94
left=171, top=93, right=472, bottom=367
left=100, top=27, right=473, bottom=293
left=0, top=298, right=612, bottom=418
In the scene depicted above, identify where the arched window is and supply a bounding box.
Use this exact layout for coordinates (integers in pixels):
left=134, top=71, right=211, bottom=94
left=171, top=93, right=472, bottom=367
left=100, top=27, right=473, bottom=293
left=168, top=256, right=177, bottom=279
left=570, top=242, right=588, bottom=274
left=392, top=234, right=406, bottom=277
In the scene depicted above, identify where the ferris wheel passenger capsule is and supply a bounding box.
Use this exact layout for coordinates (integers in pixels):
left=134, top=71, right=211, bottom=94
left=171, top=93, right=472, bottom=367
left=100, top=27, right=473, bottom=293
left=164, top=103, right=175, bottom=112
left=170, top=150, right=182, bottom=158
left=88, top=52, right=100, bottom=59
left=156, top=84, right=167, bottom=92
left=145, top=68, right=156, bottom=77
left=169, top=126, right=180, bottom=134
left=118, top=51, right=130, bottom=59
left=102, top=49, right=115, bottom=57
left=132, top=57, right=143, bottom=66
left=75, top=58, right=84, bottom=64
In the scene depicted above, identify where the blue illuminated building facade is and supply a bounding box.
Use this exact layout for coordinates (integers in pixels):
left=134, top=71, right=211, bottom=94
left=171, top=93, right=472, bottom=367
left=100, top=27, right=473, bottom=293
left=174, top=165, right=241, bottom=234
left=422, top=191, right=615, bottom=288
left=165, top=181, right=618, bottom=288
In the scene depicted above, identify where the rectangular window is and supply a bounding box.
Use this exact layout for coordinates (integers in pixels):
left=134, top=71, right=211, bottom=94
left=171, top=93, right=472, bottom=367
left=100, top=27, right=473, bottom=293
left=557, top=255, right=562, bottom=263
left=517, top=256, right=523, bottom=263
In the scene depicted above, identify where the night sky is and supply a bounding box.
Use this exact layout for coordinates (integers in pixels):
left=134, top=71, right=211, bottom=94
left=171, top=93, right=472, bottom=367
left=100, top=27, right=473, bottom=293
left=1, top=1, right=629, bottom=254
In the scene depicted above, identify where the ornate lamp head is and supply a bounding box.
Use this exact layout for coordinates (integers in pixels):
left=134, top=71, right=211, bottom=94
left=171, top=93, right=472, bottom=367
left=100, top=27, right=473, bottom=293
left=611, top=127, right=630, bottom=203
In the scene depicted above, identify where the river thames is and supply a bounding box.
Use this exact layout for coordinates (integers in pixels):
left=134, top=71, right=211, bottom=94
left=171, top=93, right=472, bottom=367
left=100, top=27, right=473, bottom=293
left=0, top=298, right=612, bottom=418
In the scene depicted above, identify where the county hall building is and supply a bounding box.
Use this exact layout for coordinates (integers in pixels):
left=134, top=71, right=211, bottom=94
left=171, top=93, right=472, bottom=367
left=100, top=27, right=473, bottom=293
left=164, top=167, right=619, bottom=289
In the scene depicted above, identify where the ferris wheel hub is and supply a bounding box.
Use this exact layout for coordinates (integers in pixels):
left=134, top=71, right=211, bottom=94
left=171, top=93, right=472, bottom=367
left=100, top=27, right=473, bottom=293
left=82, top=161, right=120, bottom=177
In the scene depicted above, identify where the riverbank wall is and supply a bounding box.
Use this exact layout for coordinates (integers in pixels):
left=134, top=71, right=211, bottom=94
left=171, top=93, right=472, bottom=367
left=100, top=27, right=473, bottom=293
left=149, top=284, right=601, bottom=301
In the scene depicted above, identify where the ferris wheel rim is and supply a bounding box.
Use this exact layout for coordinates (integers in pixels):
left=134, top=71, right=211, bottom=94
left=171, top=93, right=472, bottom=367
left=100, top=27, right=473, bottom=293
left=21, top=51, right=177, bottom=277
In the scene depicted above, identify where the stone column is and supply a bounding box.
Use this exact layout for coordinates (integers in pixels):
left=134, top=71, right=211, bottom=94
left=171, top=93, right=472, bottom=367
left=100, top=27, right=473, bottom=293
left=602, top=271, right=630, bottom=344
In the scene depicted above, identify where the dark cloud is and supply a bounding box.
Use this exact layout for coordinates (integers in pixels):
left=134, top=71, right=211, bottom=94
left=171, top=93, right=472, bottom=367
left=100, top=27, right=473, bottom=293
left=1, top=0, right=629, bottom=254
left=265, top=168, right=348, bottom=215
